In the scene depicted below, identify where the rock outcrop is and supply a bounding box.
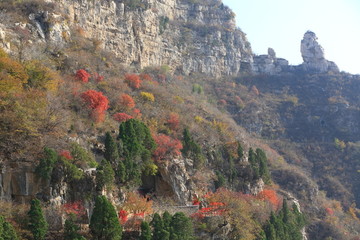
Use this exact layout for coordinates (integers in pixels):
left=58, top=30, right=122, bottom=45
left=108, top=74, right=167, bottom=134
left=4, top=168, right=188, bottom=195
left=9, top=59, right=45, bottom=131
left=252, top=48, right=289, bottom=75
left=42, top=0, right=253, bottom=77
left=300, top=31, right=339, bottom=73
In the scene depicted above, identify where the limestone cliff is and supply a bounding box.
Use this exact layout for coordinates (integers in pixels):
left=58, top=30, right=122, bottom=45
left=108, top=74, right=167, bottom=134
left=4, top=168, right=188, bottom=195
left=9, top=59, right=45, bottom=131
left=43, top=0, right=253, bottom=77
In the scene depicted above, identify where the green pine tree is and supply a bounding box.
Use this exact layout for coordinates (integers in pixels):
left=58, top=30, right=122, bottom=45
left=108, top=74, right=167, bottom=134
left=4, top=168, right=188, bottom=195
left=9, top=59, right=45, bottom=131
left=35, top=147, right=58, bottom=180
left=104, top=132, right=119, bottom=165
left=28, top=199, right=48, bottom=240
left=256, top=148, right=271, bottom=184
left=89, top=196, right=122, bottom=240
left=151, top=213, right=164, bottom=240
left=96, top=159, right=115, bottom=191
left=237, top=142, right=244, bottom=160
left=116, top=161, right=126, bottom=183
left=248, top=148, right=259, bottom=179
left=64, top=214, right=85, bottom=240
left=139, top=221, right=151, bottom=240
left=0, top=216, right=19, bottom=240
left=170, top=212, right=194, bottom=240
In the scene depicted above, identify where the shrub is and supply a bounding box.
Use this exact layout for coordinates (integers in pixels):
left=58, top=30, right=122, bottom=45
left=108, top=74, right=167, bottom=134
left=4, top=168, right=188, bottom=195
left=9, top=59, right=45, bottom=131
left=153, top=134, right=182, bottom=161
left=125, top=73, right=141, bottom=89
left=113, top=113, right=133, bottom=123
left=80, top=90, right=109, bottom=123
left=119, top=94, right=136, bottom=109
left=140, top=91, right=155, bottom=102
left=75, top=69, right=91, bottom=83
left=166, top=113, right=180, bottom=131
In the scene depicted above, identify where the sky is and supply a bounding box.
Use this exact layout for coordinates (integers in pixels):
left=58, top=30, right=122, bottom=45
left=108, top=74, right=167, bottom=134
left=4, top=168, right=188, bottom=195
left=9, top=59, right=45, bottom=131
left=222, top=0, right=360, bottom=74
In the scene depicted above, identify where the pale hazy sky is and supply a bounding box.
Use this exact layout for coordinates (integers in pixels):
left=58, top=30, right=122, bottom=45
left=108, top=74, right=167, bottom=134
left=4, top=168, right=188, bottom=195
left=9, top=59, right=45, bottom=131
left=222, top=0, right=360, bottom=74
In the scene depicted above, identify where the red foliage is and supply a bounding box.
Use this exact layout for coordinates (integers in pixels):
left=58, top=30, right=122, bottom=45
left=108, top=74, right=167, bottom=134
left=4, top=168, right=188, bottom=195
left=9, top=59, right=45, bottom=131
left=118, top=209, right=128, bottom=224
left=139, top=73, right=153, bottom=81
left=63, top=201, right=86, bottom=217
left=257, top=189, right=281, bottom=209
left=119, top=94, right=135, bottom=109
left=191, top=193, right=226, bottom=220
left=59, top=150, right=73, bottom=160
left=81, top=90, right=109, bottom=122
left=93, top=72, right=104, bottom=82
left=113, top=113, right=133, bottom=123
left=124, top=74, right=141, bottom=89
left=153, top=134, right=183, bottom=161
left=325, top=207, right=334, bottom=216
left=75, top=69, right=91, bottom=83
left=192, top=196, right=201, bottom=206
left=166, top=113, right=180, bottom=131
left=132, top=108, right=142, bottom=118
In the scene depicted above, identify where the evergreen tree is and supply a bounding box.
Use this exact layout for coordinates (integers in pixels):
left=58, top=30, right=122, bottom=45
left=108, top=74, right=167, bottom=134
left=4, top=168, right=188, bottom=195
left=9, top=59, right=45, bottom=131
left=256, top=148, right=271, bottom=184
left=28, top=199, right=48, bottom=240
left=35, top=147, right=58, bottom=180
left=237, top=142, right=244, bottom=160
left=0, top=216, right=19, bottom=240
left=162, top=211, right=172, bottom=233
left=248, top=148, right=259, bottom=179
left=116, top=161, right=126, bottom=183
left=139, top=221, right=151, bottom=240
left=151, top=213, right=165, bottom=240
left=90, top=196, right=122, bottom=240
left=118, top=119, right=156, bottom=159
left=170, top=212, right=194, bottom=240
left=181, top=128, right=204, bottom=169
left=104, top=132, right=119, bottom=165
left=214, top=171, right=226, bottom=189
left=64, top=214, right=85, bottom=240
left=96, top=159, right=115, bottom=191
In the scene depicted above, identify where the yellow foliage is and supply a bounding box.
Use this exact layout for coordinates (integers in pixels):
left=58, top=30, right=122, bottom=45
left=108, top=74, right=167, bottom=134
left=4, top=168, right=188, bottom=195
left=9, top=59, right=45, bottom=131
left=334, top=138, right=346, bottom=150
left=194, top=115, right=205, bottom=123
left=0, top=48, right=8, bottom=58
left=24, top=60, right=60, bottom=92
left=120, top=192, right=153, bottom=215
left=173, top=95, right=184, bottom=104
left=140, top=91, right=155, bottom=102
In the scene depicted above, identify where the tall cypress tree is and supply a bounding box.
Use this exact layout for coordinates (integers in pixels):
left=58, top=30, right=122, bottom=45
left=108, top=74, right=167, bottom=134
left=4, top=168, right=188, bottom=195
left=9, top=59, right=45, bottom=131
left=28, top=199, right=48, bottom=240
left=256, top=148, right=271, bottom=184
left=151, top=213, right=165, bottom=240
left=104, top=132, right=119, bottom=165
left=170, top=212, right=194, bottom=240
left=64, top=214, right=85, bottom=240
left=248, top=148, right=259, bottom=179
left=237, top=142, right=244, bottom=161
left=90, top=196, right=122, bottom=240
left=0, top=216, right=19, bottom=240
left=96, top=159, right=115, bottom=191
left=35, top=147, right=58, bottom=180
left=139, top=221, right=151, bottom=240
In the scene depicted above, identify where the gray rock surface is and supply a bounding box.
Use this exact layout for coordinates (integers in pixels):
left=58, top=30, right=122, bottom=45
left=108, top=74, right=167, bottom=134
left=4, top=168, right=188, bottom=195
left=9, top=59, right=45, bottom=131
left=301, top=31, right=339, bottom=73
left=45, top=0, right=253, bottom=77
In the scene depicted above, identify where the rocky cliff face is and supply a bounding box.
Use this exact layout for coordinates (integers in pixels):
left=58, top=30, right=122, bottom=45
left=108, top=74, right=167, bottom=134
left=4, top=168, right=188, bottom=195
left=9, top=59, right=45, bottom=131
left=43, top=0, right=253, bottom=77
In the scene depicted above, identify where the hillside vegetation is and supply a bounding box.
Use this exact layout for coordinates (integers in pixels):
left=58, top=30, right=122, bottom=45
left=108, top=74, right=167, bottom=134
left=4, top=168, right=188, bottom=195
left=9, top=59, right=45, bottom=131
left=0, top=0, right=360, bottom=240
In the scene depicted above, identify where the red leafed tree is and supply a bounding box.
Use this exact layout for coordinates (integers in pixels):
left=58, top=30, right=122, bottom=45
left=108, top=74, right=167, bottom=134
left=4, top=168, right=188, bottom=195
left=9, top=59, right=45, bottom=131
left=63, top=201, right=86, bottom=217
left=257, top=189, right=281, bottom=208
left=113, top=113, right=133, bottom=123
left=139, top=73, right=152, bottom=81
left=93, top=72, right=104, bottom=82
left=119, top=94, right=135, bottom=109
left=118, top=209, right=128, bottom=224
left=166, top=113, right=180, bottom=131
left=153, top=134, right=182, bottom=161
left=75, top=69, right=91, bottom=83
left=81, top=90, right=109, bottom=122
left=251, top=85, right=260, bottom=96
left=132, top=108, right=142, bottom=118
left=124, top=74, right=141, bottom=89
left=59, top=150, right=73, bottom=160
